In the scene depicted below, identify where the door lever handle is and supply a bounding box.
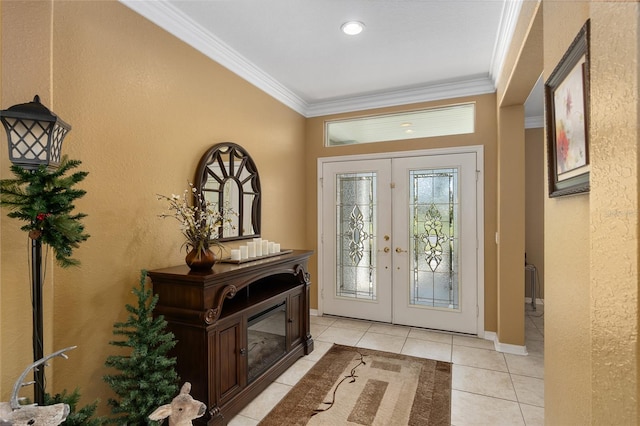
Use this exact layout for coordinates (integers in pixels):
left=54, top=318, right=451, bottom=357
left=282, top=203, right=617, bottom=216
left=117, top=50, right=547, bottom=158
left=395, top=247, right=407, bottom=253
left=377, top=247, right=390, bottom=253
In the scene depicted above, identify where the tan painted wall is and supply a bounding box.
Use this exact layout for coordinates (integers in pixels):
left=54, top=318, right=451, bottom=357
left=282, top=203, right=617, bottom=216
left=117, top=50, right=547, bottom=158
left=304, top=94, right=499, bottom=332
left=494, top=2, right=542, bottom=347
left=496, top=0, right=543, bottom=103
left=543, top=2, right=592, bottom=423
left=0, top=0, right=59, bottom=397
left=496, top=105, right=526, bottom=345
left=588, top=2, right=638, bottom=422
left=1, top=0, right=306, bottom=409
left=543, top=2, right=591, bottom=424
left=543, top=1, right=639, bottom=423
left=525, top=127, right=544, bottom=300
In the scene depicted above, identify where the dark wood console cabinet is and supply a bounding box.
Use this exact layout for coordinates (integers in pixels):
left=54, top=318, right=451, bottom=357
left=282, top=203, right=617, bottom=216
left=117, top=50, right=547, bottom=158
left=148, top=250, right=314, bottom=425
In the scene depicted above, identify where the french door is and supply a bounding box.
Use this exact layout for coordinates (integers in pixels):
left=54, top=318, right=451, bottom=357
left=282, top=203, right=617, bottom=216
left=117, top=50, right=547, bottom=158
left=320, top=150, right=480, bottom=334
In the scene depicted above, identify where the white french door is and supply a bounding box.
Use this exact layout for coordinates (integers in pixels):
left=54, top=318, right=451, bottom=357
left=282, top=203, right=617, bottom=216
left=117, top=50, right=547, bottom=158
left=320, top=150, right=481, bottom=334
left=391, top=154, right=478, bottom=333
left=320, top=159, right=393, bottom=322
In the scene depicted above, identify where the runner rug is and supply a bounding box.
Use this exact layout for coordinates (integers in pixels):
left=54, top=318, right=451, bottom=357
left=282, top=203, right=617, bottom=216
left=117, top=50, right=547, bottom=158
left=259, top=344, right=451, bottom=426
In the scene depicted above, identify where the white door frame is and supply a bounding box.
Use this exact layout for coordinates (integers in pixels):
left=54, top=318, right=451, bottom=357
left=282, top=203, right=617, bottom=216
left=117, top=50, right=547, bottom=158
left=317, top=145, right=485, bottom=337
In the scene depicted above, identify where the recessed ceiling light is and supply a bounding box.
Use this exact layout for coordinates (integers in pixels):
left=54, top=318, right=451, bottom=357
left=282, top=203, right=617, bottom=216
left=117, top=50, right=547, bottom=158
left=341, top=21, right=365, bottom=36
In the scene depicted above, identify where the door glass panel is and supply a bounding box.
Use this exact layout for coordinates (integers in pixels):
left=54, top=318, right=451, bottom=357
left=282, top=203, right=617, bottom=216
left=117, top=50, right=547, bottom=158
left=410, top=168, right=459, bottom=310
left=336, top=172, right=377, bottom=300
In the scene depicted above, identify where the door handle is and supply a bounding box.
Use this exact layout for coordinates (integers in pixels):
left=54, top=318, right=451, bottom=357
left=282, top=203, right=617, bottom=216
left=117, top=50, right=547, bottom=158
left=395, top=247, right=407, bottom=253
left=378, top=247, right=390, bottom=253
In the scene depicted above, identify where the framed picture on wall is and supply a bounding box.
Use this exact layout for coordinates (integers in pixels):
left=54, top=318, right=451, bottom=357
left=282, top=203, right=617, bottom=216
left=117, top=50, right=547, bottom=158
left=545, top=20, right=590, bottom=198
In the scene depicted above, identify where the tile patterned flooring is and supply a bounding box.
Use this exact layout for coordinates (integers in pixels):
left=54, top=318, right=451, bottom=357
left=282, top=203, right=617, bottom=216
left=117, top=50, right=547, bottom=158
left=229, top=304, right=544, bottom=425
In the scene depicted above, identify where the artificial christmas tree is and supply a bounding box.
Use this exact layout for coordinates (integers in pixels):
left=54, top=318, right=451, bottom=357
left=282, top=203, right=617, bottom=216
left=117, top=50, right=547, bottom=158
left=104, top=270, right=179, bottom=425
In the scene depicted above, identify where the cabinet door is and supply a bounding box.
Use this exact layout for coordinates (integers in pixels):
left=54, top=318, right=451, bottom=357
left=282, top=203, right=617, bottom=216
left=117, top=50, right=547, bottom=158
left=216, top=317, right=245, bottom=406
left=288, top=288, right=303, bottom=349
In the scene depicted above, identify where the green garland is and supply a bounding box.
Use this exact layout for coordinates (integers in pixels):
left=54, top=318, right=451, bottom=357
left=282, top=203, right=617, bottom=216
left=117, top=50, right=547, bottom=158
left=0, top=156, right=90, bottom=268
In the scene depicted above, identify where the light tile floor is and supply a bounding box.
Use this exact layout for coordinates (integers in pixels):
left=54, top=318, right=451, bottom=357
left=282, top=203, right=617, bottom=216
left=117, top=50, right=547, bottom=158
left=229, top=304, right=544, bottom=426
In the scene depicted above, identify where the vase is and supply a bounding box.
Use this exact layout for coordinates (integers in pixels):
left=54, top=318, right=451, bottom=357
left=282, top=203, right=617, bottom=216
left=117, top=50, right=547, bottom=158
left=185, top=247, right=216, bottom=271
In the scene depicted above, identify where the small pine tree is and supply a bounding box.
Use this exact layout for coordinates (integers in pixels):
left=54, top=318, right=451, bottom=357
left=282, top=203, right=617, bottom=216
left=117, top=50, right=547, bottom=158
left=103, top=270, right=179, bottom=425
left=44, top=388, right=106, bottom=425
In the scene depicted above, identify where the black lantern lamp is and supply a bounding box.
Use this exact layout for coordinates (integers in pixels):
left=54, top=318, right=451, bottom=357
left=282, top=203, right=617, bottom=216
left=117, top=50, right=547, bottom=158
left=0, top=95, right=71, bottom=170
left=0, top=95, right=71, bottom=405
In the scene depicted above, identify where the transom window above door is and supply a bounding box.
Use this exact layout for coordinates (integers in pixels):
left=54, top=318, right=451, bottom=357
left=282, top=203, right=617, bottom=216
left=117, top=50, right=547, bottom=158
left=325, top=103, right=475, bottom=147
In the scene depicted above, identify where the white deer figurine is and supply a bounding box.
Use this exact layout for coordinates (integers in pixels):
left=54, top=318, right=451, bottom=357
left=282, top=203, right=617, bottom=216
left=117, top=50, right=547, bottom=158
left=0, top=346, right=76, bottom=426
left=149, top=382, right=206, bottom=426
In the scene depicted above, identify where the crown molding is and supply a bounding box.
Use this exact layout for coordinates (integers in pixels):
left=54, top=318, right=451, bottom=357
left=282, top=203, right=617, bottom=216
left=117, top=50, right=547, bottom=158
left=119, top=0, right=309, bottom=115
left=525, top=115, right=544, bottom=129
left=121, top=0, right=506, bottom=117
left=489, top=0, right=524, bottom=86
left=305, top=77, right=496, bottom=117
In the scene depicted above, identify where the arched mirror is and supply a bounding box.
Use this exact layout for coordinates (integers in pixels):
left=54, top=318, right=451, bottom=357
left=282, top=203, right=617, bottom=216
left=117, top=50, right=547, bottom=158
left=195, top=142, right=261, bottom=242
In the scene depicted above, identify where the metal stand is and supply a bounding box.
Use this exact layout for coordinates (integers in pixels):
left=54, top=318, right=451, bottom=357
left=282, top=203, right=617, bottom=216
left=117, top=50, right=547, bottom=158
left=31, top=238, right=45, bottom=405
left=525, top=264, right=537, bottom=311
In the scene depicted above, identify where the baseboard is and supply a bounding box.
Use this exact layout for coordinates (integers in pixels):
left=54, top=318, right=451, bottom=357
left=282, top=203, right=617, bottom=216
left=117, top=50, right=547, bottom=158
left=315, top=311, right=528, bottom=356
left=484, top=331, right=529, bottom=356
left=483, top=331, right=496, bottom=342
left=494, top=339, right=529, bottom=356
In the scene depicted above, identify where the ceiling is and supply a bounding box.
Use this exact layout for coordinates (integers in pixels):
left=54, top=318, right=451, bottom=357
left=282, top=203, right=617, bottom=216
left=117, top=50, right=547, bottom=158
left=121, top=0, right=542, bottom=122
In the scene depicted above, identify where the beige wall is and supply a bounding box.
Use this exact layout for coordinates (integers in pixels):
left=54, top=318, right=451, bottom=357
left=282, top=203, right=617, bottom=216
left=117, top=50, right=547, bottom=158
left=0, top=0, right=58, bottom=398
left=588, top=2, right=638, bottom=422
left=525, top=127, right=544, bottom=300
left=496, top=1, right=639, bottom=420
left=495, top=2, right=542, bottom=347
left=1, top=0, right=306, bottom=407
left=496, top=105, right=527, bottom=345
left=542, top=2, right=593, bottom=423
left=305, top=94, right=499, bottom=332
left=542, top=1, right=639, bottom=423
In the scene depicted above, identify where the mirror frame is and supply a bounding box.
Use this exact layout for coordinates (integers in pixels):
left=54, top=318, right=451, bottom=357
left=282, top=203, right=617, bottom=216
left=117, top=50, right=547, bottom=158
left=194, top=142, right=261, bottom=242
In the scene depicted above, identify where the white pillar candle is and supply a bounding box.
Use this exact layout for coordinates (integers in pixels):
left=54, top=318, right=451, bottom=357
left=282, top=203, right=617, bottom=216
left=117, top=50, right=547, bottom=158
left=253, top=238, right=263, bottom=256
left=261, top=240, right=269, bottom=256
left=247, top=242, right=256, bottom=258
left=273, top=243, right=280, bottom=253
left=240, top=245, right=249, bottom=260
left=268, top=241, right=275, bottom=254
left=230, top=249, right=241, bottom=261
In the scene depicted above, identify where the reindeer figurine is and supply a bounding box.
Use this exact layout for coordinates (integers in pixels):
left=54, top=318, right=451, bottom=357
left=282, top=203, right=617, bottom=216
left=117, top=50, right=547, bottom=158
left=149, top=382, right=206, bottom=426
left=0, top=346, right=76, bottom=426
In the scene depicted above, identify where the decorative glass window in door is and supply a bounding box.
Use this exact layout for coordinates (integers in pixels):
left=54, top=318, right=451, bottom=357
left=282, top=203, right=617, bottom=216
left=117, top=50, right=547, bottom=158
left=335, top=173, right=377, bottom=300
left=410, top=168, right=459, bottom=310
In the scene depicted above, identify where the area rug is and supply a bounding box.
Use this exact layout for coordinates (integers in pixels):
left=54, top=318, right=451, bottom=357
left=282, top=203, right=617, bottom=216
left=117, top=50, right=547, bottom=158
left=259, top=344, right=451, bottom=426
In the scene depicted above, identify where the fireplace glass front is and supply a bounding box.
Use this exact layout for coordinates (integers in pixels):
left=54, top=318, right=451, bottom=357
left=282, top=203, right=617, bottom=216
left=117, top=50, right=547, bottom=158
left=247, top=301, right=286, bottom=382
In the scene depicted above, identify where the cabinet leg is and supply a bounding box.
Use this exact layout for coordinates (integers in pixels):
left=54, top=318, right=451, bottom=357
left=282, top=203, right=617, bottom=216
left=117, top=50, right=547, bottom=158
left=303, top=337, right=314, bottom=355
